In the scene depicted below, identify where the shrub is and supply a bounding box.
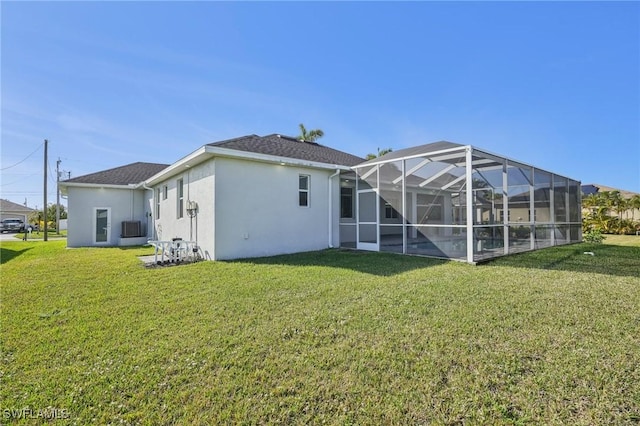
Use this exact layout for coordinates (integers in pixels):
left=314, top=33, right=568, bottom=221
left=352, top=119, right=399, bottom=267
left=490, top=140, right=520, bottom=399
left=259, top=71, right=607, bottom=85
left=583, top=229, right=605, bottom=244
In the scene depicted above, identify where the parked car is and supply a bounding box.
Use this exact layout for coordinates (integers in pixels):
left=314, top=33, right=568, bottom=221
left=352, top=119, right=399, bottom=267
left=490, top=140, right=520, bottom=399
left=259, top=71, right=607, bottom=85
left=0, top=218, right=25, bottom=233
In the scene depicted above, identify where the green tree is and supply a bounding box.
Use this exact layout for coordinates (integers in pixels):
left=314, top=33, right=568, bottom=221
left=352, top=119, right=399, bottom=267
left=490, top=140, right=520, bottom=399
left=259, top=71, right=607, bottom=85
left=610, top=191, right=626, bottom=221
left=297, top=124, right=325, bottom=142
left=365, top=147, right=393, bottom=160
left=630, top=194, right=640, bottom=222
left=582, top=193, right=613, bottom=233
left=28, top=203, right=67, bottom=230
left=582, top=191, right=640, bottom=235
left=47, top=203, right=67, bottom=220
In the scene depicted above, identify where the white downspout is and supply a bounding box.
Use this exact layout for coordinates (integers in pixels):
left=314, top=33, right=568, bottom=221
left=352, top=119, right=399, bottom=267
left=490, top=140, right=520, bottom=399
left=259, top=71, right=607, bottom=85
left=328, top=169, right=340, bottom=248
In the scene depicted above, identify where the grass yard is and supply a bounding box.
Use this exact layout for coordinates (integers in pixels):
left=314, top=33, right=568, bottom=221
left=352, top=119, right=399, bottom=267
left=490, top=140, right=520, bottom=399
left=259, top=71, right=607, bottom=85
left=1, top=237, right=639, bottom=424
left=11, top=229, right=67, bottom=241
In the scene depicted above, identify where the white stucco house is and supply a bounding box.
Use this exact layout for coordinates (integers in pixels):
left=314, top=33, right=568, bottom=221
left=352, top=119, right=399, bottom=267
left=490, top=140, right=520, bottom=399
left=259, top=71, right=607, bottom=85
left=61, top=134, right=581, bottom=263
left=61, top=134, right=363, bottom=260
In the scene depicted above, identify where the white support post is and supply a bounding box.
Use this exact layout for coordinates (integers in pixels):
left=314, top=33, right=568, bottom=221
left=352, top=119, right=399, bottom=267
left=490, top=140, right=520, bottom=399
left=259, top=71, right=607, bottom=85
left=355, top=169, right=359, bottom=246
left=503, top=160, right=509, bottom=255
left=550, top=174, right=555, bottom=246
left=402, top=159, right=407, bottom=254
left=530, top=167, right=535, bottom=250
left=376, top=164, right=380, bottom=251
left=465, top=147, right=474, bottom=263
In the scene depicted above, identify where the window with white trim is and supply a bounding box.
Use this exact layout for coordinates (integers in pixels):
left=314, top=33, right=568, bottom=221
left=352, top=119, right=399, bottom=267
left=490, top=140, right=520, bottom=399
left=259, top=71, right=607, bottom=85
left=162, top=185, right=168, bottom=200
left=177, top=178, right=184, bottom=219
left=299, top=175, right=310, bottom=207
left=385, top=202, right=399, bottom=219
left=340, top=187, right=354, bottom=218
left=155, top=188, right=161, bottom=219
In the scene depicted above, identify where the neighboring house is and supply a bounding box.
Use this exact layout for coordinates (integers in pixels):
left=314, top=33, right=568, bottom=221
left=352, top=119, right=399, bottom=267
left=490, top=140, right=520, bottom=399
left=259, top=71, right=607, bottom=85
left=581, top=183, right=638, bottom=199
left=61, top=135, right=582, bottom=263
left=0, top=199, right=35, bottom=223
left=582, top=183, right=640, bottom=220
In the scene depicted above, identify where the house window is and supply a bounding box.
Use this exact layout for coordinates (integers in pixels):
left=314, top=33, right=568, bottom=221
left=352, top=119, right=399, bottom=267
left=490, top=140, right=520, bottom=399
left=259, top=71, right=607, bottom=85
left=162, top=185, right=168, bottom=200
left=417, top=194, right=443, bottom=223
left=177, top=178, right=184, bottom=219
left=340, top=187, right=353, bottom=218
left=155, top=188, right=161, bottom=219
left=385, top=202, right=399, bottom=219
left=299, top=175, right=310, bottom=207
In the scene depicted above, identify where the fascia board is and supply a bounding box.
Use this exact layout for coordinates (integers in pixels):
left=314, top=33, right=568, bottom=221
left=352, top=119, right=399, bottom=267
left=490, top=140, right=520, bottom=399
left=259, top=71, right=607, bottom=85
left=59, top=182, right=140, bottom=190
left=145, top=146, right=211, bottom=186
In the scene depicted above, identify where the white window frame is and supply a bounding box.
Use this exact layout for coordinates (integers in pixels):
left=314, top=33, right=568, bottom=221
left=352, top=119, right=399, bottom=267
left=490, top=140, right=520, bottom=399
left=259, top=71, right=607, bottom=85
left=162, top=185, right=168, bottom=200
left=155, top=188, right=161, bottom=219
left=385, top=202, right=399, bottom=219
left=299, top=175, right=310, bottom=207
left=340, top=187, right=354, bottom=219
left=177, top=178, right=184, bottom=219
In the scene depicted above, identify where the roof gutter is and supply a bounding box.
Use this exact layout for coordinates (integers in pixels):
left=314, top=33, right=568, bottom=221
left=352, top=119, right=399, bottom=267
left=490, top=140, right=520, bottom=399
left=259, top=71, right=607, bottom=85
left=145, top=146, right=211, bottom=186
left=59, top=182, right=140, bottom=190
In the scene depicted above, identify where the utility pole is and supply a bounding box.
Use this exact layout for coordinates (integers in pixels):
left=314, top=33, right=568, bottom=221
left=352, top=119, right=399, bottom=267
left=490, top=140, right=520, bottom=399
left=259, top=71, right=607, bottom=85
left=56, top=158, right=61, bottom=235
left=43, top=139, right=48, bottom=242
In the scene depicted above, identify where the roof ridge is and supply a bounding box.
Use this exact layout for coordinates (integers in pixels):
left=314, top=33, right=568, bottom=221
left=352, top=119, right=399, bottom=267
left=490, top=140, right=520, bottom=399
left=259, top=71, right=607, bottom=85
left=63, top=162, right=170, bottom=185
left=64, top=161, right=168, bottom=179
left=207, top=134, right=260, bottom=146
left=206, top=133, right=365, bottom=166
left=0, top=199, right=35, bottom=211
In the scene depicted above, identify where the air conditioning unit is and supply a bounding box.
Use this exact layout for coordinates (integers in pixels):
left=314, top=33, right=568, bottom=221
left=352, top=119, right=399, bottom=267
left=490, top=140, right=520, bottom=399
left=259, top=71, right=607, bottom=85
left=121, top=221, right=142, bottom=238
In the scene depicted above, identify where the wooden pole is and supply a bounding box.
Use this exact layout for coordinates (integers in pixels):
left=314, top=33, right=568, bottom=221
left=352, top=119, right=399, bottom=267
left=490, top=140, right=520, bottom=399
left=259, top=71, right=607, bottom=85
left=44, top=139, right=48, bottom=241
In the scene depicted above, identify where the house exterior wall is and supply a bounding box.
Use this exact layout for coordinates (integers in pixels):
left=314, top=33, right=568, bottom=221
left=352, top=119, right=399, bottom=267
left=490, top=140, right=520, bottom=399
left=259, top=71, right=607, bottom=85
left=67, top=186, right=149, bottom=247
left=151, top=160, right=216, bottom=259
left=0, top=211, right=30, bottom=222
left=1, top=201, right=34, bottom=223
left=213, top=157, right=339, bottom=260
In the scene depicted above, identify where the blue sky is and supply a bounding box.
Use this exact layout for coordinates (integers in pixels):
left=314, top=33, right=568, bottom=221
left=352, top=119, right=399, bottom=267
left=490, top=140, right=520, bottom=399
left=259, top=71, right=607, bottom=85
left=2, top=1, right=639, bottom=208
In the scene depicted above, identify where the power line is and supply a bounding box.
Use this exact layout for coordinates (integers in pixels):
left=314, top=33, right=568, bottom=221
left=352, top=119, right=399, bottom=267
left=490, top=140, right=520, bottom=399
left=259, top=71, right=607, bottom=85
left=0, top=173, right=40, bottom=187
left=48, top=160, right=56, bottom=184
left=1, top=142, right=44, bottom=171
left=1, top=191, right=44, bottom=195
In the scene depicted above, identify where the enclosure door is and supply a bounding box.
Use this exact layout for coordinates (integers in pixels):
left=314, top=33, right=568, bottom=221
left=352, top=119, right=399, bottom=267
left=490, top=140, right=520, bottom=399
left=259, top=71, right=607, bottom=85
left=356, top=190, right=379, bottom=251
left=94, top=208, right=111, bottom=244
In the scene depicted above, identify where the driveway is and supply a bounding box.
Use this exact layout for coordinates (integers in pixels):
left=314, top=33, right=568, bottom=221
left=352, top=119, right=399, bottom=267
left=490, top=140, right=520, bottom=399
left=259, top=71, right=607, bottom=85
left=0, top=232, right=20, bottom=242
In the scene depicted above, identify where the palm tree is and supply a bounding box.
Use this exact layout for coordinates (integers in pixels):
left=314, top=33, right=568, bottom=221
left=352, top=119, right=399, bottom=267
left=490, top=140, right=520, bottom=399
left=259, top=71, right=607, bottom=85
left=630, top=194, right=640, bottom=222
left=297, top=124, right=324, bottom=142
left=607, top=191, right=625, bottom=221
left=581, top=193, right=599, bottom=213
left=365, top=147, right=393, bottom=160
left=582, top=192, right=615, bottom=233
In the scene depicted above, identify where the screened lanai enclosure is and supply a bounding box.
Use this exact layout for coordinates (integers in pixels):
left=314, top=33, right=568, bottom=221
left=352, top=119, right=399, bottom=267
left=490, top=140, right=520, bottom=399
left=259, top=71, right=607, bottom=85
left=339, top=142, right=581, bottom=263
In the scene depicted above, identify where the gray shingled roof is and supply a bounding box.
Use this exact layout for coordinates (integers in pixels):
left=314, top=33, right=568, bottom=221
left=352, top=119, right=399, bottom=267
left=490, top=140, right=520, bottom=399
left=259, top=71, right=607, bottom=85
left=208, top=134, right=365, bottom=167
left=1, top=199, right=35, bottom=213
left=63, top=162, right=169, bottom=185
left=358, top=141, right=465, bottom=166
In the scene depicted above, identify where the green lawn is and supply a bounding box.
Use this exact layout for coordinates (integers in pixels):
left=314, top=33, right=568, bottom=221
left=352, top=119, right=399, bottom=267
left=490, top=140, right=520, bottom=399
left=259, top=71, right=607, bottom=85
left=10, top=229, right=67, bottom=241
left=1, top=237, right=639, bottom=424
